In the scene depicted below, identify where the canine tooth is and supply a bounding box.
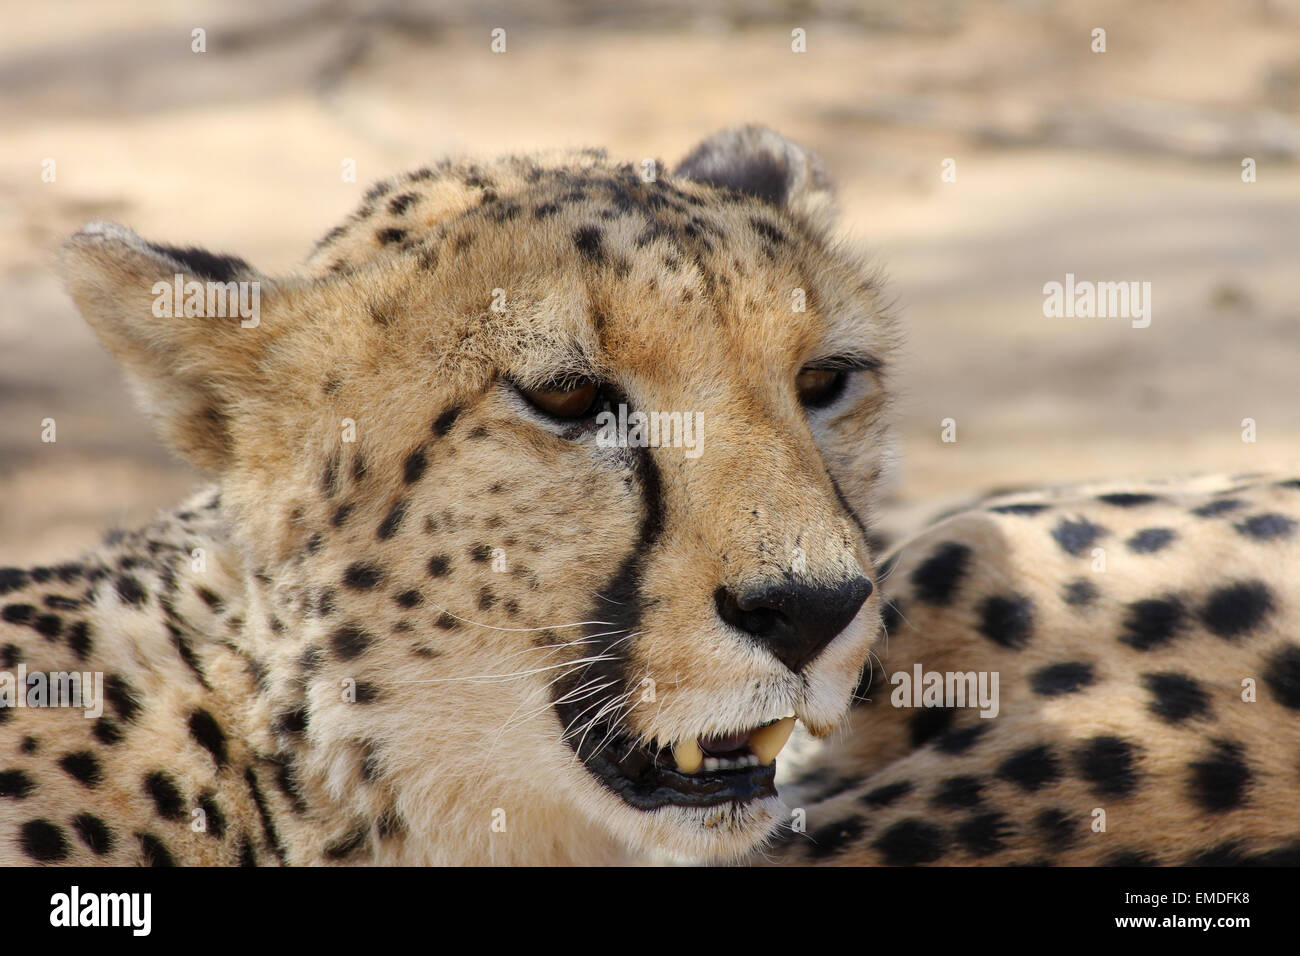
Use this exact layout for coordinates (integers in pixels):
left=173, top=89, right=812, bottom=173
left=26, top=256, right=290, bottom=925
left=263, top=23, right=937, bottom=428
left=749, top=716, right=796, bottom=765
left=673, top=738, right=703, bottom=773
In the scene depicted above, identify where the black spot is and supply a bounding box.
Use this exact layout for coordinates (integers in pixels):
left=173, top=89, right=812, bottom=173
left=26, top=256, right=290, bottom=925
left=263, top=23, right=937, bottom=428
left=749, top=217, right=787, bottom=245
left=195, top=586, right=225, bottom=613
left=1051, top=517, right=1108, bottom=556
left=188, top=709, right=228, bottom=768
left=573, top=225, right=604, bottom=263
left=62, top=620, right=92, bottom=661
left=873, top=819, right=946, bottom=865
left=0, top=567, right=28, bottom=595
left=394, top=589, right=422, bottom=609
left=427, top=555, right=451, bottom=577
left=238, top=834, right=257, bottom=866
left=114, top=574, right=147, bottom=606
left=989, top=502, right=1050, bottom=516
left=1034, top=808, right=1080, bottom=849
left=1097, top=492, right=1158, bottom=507
left=343, top=562, right=383, bottom=590
left=1, top=603, right=33, bottom=624
left=997, top=745, right=1061, bottom=791
left=932, top=775, right=984, bottom=808
left=1200, top=580, right=1274, bottom=639
left=860, top=781, right=914, bottom=808
left=1127, top=528, right=1175, bottom=553
left=377, top=500, right=407, bottom=540
left=332, top=503, right=353, bottom=527
left=910, top=707, right=955, bottom=747
left=477, top=588, right=496, bottom=611
left=33, top=613, right=62, bottom=639
left=1142, top=672, right=1210, bottom=723
left=144, top=771, right=186, bottom=821
left=432, top=406, right=462, bottom=437
left=1119, top=596, right=1186, bottom=651
left=1030, top=661, right=1096, bottom=697
left=0, top=769, right=35, bottom=798
left=1263, top=643, right=1300, bottom=709
left=934, top=723, right=990, bottom=755
left=376, top=227, right=406, bottom=245
left=909, top=542, right=970, bottom=606
left=956, top=812, right=1012, bottom=858
left=324, top=825, right=369, bottom=860
left=273, top=705, right=309, bottom=736
left=137, top=832, right=176, bottom=866
left=104, top=675, right=141, bottom=722
left=1235, top=513, right=1297, bottom=540
left=807, top=817, right=867, bottom=859
left=71, top=814, right=115, bottom=855
left=401, top=447, right=429, bottom=484
left=353, top=682, right=380, bottom=704
left=20, top=737, right=36, bottom=753
left=1188, top=740, right=1252, bottom=812
left=1192, top=498, right=1242, bottom=517
left=93, top=718, right=124, bottom=745
left=19, top=819, right=69, bottom=862
left=244, top=767, right=287, bottom=864
left=1, top=643, right=19, bottom=667
left=435, top=612, right=458, bottom=630
left=58, top=751, right=103, bottom=788
left=1075, top=736, right=1140, bottom=797
left=978, top=593, right=1034, bottom=649
left=469, top=543, right=493, bottom=563
left=199, top=792, right=228, bottom=838
left=331, top=623, right=373, bottom=661
left=388, top=192, right=419, bottom=215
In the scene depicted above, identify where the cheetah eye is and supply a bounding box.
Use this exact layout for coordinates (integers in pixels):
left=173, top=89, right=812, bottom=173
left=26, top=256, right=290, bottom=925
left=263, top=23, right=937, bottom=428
left=517, top=380, right=602, bottom=419
left=795, top=367, right=849, bottom=409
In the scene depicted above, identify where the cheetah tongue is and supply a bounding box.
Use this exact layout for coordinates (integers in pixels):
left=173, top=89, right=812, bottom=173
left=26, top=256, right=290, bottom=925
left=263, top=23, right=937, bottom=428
left=671, top=716, right=797, bottom=773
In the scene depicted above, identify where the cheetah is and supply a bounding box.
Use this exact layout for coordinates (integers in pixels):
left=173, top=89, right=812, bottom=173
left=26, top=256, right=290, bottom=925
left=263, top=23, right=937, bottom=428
left=767, top=475, right=1300, bottom=865
left=1, top=127, right=1296, bottom=866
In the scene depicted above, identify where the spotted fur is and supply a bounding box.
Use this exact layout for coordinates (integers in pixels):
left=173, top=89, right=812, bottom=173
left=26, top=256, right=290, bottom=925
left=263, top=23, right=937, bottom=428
left=768, top=474, right=1300, bottom=865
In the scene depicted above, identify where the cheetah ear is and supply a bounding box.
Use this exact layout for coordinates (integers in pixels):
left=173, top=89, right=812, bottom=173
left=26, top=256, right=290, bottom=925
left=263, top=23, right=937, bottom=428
left=57, top=221, right=274, bottom=473
left=674, top=125, right=837, bottom=228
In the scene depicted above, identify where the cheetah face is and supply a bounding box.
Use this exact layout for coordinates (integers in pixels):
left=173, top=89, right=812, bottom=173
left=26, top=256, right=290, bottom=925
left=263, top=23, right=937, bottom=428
left=60, top=128, right=897, bottom=862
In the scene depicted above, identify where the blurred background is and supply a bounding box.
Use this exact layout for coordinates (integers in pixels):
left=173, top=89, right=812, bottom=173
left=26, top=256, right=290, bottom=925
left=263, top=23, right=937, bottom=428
left=1, top=0, right=1298, bottom=564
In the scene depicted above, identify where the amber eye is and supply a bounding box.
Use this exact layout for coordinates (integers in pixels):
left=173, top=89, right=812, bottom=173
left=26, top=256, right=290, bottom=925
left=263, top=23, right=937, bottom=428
left=795, top=367, right=848, bottom=408
left=518, top=380, right=602, bottom=419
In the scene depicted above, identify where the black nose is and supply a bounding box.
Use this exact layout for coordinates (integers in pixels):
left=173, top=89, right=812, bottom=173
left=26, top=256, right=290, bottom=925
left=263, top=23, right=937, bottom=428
left=714, top=575, right=874, bottom=673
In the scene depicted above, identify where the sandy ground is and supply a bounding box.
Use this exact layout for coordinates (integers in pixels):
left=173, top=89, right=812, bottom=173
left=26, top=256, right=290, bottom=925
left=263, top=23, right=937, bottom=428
left=2, top=0, right=1298, bottom=564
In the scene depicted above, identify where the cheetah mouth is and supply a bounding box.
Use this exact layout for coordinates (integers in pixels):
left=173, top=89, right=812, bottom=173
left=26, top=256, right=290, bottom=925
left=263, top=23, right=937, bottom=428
left=575, top=716, right=796, bottom=811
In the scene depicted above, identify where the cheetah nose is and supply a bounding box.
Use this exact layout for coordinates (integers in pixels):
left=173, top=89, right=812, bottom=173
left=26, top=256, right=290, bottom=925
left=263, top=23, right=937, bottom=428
left=714, top=575, right=874, bottom=673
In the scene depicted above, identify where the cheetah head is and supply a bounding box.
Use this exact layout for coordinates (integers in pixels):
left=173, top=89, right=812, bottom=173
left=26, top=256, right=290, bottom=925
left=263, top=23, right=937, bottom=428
left=58, top=128, right=896, bottom=864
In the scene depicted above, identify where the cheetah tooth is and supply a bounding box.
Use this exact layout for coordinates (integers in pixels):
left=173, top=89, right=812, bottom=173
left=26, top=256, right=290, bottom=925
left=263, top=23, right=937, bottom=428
left=749, top=716, right=796, bottom=766
left=673, top=738, right=703, bottom=774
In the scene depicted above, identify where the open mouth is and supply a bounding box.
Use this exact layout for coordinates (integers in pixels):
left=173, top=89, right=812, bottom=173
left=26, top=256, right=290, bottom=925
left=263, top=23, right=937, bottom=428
left=574, top=716, right=797, bottom=811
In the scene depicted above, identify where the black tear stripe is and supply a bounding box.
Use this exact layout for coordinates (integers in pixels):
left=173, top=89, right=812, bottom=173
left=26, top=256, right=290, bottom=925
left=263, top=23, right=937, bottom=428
left=552, top=445, right=664, bottom=764
left=244, top=767, right=288, bottom=865
left=829, top=475, right=872, bottom=549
